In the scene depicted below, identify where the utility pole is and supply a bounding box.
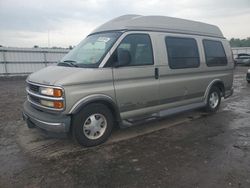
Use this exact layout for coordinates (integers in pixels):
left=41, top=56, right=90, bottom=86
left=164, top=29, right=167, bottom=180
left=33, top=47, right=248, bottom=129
left=48, top=30, right=50, bottom=48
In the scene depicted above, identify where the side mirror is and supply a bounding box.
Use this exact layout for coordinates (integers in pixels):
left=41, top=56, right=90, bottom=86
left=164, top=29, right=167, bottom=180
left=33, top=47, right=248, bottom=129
left=115, top=49, right=131, bottom=67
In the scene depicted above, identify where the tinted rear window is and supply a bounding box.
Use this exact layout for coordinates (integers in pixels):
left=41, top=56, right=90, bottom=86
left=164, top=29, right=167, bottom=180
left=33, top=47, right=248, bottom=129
left=203, top=40, right=227, bottom=66
left=165, top=37, right=200, bottom=69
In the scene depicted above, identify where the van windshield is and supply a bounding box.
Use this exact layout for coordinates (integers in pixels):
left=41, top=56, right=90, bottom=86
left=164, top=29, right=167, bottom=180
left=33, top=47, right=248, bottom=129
left=59, top=32, right=121, bottom=68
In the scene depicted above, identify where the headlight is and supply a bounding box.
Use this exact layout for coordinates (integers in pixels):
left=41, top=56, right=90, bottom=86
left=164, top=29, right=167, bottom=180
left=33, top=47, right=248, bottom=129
left=40, top=100, right=64, bottom=109
left=40, top=87, right=63, bottom=97
left=248, top=69, right=250, bottom=73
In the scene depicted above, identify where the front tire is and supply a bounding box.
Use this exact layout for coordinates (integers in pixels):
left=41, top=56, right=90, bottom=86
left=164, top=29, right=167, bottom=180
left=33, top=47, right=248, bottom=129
left=72, top=103, right=114, bottom=147
left=205, top=86, right=221, bottom=113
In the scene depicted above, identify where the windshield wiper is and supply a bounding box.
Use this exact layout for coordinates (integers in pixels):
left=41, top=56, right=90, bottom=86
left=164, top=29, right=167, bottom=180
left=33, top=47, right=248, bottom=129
left=58, top=60, right=79, bottom=67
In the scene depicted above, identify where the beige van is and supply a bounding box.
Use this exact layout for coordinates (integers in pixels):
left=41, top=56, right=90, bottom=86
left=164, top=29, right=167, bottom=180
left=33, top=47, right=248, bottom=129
left=23, top=15, right=234, bottom=146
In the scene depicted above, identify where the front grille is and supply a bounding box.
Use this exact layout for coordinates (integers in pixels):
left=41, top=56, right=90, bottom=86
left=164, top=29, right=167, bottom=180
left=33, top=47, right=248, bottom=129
left=29, top=95, right=40, bottom=104
left=29, top=83, right=39, bottom=93
left=247, top=73, right=250, bottom=78
left=26, top=82, right=64, bottom=111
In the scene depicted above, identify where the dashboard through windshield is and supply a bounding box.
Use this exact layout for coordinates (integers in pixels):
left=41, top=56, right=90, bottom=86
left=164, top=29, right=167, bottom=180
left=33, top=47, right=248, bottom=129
left=59, top=32, right=121, bottom=68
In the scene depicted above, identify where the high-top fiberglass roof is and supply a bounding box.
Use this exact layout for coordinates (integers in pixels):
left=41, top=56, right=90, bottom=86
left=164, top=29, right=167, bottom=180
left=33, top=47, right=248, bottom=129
left=91, top=15, right=224, bottom=38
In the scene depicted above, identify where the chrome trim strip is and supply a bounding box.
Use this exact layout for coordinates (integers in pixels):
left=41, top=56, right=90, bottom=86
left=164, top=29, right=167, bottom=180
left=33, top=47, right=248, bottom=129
left=27, top=96, right=64, bottom=112
left=26, top=87, right=64, bottom=101
left=32, top=116, right=63, bottom=126
left=27, top=80, right=64, bottom=90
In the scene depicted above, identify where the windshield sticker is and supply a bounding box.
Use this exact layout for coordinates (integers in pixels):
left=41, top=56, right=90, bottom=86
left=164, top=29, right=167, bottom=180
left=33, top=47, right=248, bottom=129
left=97, top=37, right=110, bottom=43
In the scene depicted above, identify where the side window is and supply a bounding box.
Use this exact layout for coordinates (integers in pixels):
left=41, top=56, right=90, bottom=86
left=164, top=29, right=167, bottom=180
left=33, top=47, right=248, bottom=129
left=114, top=34, right=154, bottom=67
left=203, top=40, right=227, bottom=66
left=165, top=37, right=200, bottom=69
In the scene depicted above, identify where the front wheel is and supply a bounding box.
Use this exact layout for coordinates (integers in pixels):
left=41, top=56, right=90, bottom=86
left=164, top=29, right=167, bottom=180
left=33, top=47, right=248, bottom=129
left=205, top=86, right=221, bottom=113
left=72, top=103, right=114, bottom=147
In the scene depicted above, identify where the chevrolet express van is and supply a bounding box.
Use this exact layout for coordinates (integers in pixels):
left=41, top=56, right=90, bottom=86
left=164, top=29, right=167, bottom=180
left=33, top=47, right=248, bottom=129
left=23, top=15, right=234, bottom=146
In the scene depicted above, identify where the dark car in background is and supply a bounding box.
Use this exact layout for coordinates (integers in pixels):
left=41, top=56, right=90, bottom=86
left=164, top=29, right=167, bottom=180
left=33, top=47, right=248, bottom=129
left=247, top=69, right=250, bottom=83
left=235, top=53, right=250, bottom=66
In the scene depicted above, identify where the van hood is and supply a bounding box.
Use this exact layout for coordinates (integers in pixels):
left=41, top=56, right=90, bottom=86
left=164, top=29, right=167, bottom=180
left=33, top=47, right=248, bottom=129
left=27, top=66, right=112, bottom=86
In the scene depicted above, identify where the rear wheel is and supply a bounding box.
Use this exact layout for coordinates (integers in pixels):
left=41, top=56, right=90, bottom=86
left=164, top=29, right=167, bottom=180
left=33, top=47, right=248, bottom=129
left=205, top=86, right=221, bottom=113
left=247, top=80, right=250, bottom=83
left=72, top=103, right=114, bottom=147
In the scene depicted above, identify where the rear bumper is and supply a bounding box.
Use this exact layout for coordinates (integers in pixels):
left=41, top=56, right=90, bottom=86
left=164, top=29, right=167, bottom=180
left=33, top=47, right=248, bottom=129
left=246, top=73, right=250, bottom=81
left=224, top=88, right=234, bottom=99
left=22, top=101, right=71, bottom=133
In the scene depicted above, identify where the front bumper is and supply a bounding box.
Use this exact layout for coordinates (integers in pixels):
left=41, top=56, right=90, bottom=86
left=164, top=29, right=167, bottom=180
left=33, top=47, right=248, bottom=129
left=22, top=101, right=71, bottom=133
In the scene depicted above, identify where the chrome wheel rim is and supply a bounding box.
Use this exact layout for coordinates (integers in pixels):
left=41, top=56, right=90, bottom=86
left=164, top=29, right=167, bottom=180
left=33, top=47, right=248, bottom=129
left=83, top=113, right=107, bottom=140
left=209, top=92, right=219, bottom=109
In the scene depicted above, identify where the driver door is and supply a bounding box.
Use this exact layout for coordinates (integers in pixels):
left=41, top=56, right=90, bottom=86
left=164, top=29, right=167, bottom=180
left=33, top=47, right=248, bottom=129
left=111, top=33, right=159, bottom=119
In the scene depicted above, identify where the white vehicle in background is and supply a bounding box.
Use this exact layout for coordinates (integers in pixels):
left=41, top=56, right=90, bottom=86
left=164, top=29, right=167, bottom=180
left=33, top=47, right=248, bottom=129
left=235, top=53, right=250, bottom=66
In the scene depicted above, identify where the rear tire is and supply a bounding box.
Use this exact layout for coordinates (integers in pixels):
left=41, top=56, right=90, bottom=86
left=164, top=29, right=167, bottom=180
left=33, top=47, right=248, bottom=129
left=247, top=80, right=250, bottom=83
left=72, top=103, right=114, bottom=147
left=205, top=86, right=221, bottom=113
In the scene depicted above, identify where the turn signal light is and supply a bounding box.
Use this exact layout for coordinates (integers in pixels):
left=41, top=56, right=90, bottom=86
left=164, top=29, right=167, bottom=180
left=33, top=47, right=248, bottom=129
left=54, top=101, right=64, bottom=109
left=53, top=89, right=63, bottom=97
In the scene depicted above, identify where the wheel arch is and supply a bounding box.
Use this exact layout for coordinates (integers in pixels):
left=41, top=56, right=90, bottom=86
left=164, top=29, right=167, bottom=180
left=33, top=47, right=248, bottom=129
left=204, top=79, right=225, bottom=101
left=69, top=94, right=122, bottom=125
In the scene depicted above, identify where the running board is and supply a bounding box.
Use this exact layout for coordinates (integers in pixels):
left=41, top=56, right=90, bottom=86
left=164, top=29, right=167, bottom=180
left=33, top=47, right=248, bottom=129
left=121, top=102, right=206, bottom=128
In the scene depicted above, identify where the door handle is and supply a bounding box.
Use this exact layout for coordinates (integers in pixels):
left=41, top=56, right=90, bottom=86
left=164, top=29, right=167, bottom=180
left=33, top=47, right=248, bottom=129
left=155, top=68, right=159, bottom=79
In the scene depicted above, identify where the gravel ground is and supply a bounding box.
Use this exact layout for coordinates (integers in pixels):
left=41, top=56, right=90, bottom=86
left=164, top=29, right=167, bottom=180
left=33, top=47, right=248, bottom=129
left=0, top=66, right=250, bottom=188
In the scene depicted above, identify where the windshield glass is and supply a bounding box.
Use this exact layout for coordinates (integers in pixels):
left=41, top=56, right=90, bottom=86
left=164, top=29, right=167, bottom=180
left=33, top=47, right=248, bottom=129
left=59, top=32, right=121, bottom=68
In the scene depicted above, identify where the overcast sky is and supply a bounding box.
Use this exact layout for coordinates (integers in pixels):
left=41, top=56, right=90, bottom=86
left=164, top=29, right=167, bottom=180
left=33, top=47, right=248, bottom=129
left=0, top=0, right=249, bottom=48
